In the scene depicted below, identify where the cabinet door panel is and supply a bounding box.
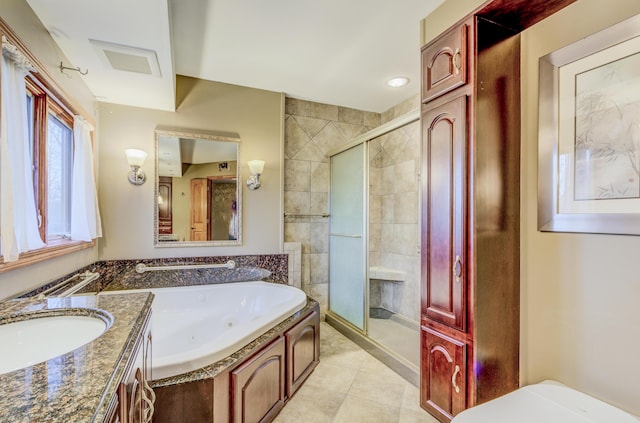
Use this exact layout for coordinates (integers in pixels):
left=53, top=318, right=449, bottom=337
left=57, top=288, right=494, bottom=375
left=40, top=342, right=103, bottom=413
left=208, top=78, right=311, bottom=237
left=232, top=337, right=285, bottom=423
left=286, top=310, right=320, bottom=397
left=421, top=327, right=466, bottom=421
left=421, top=96, right=467, bottom=330
left=422, top=23, right=469, bottom=102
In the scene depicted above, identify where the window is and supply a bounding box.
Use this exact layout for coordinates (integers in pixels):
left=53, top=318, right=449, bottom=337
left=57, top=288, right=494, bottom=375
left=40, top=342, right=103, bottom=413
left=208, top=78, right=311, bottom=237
left=25, top=78, right=75, bottom=243
left=45, top=107, right=73, bottom=238
left=0, top=70, right=94, bottom=271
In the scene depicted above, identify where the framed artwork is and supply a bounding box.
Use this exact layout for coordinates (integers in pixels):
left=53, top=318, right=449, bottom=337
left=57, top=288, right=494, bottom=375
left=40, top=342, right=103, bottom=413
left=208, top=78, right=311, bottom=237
left=538, top=13, right=640, bottom=235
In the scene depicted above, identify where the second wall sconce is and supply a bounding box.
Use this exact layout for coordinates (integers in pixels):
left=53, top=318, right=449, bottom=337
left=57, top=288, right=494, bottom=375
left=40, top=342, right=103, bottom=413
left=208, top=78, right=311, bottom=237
left=125, top=149, right=147, bottom=185
left=246, top=160, right=265, bottom=190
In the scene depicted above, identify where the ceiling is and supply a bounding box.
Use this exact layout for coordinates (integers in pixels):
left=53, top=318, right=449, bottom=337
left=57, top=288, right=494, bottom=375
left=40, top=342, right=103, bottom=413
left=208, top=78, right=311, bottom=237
left=26, top=0, right=444, bottom=113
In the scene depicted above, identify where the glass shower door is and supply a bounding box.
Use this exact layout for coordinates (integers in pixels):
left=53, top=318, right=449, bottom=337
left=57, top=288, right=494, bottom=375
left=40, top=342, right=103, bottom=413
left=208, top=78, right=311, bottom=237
left=329, top=144, right=366, bottom=330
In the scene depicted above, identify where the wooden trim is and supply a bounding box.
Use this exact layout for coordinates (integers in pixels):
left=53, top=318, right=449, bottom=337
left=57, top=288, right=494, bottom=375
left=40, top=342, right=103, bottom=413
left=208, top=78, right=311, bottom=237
left=27, top=80, right=48, bottom=241
left=0, top=240, right=95, bottom=273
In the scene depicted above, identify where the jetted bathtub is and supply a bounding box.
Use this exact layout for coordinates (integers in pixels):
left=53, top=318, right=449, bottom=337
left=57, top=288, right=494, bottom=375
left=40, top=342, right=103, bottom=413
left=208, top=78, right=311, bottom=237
left=112, top=281, right=307, bottom=380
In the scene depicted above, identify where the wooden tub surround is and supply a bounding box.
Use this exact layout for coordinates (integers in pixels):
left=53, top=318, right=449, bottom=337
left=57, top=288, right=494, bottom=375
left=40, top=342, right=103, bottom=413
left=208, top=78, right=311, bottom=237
left=152, top=301, right=320, bottom=423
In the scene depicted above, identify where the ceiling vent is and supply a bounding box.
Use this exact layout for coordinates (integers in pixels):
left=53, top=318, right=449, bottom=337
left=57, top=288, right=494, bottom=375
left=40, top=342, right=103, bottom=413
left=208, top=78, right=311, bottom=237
left=90, top=39, right=161, bottom=77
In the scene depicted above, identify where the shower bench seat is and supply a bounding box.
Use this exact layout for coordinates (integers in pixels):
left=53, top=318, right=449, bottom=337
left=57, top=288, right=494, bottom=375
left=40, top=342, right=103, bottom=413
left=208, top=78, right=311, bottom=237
left=369, top=266, right=406, bottom=282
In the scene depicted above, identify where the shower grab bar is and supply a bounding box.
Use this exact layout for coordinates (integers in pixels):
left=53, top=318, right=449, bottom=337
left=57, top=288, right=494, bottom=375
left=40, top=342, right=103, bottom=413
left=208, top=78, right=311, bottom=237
left=135, top=260, right=236, bottom=274
left=329, top=233, right=362, bottom=238
left=38, top=271, right=100, bottom=298
left=284, top=212, right=330, bottom=218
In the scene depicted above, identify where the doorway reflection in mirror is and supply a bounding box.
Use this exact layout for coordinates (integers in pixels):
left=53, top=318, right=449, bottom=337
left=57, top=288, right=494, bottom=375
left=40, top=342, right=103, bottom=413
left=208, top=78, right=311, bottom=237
left=155, top=129, right=241, bottom=247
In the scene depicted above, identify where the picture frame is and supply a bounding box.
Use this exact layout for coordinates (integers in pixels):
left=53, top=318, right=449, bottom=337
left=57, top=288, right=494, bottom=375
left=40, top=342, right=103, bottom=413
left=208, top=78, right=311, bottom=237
left=538, top=13, right=640, bottom=235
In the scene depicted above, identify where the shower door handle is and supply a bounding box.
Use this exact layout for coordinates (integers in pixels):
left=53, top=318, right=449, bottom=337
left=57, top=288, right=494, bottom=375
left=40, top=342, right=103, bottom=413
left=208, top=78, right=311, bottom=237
left=330, top=233, right=362, bottom=238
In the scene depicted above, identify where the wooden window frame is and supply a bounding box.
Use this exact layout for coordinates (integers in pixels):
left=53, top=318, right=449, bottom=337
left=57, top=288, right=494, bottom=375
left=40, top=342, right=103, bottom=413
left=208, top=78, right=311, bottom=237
left=0, top=20, right=95, bottom=274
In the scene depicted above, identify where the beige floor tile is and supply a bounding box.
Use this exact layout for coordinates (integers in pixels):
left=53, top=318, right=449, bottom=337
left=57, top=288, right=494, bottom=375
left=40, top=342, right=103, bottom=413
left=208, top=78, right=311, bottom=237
left=321, top=333, right=362, bottom=353
left=275, top=383, right=346, bottom=423
left=319, top=347, right=370, bottom=370
left=399, top=408, right=441, bottom=423
left=358, top=351, right=406, bottom=380
left=272, top=411, right=304, bottom=423
left=273, top=321, right=439, bottom=423
left=401, top=382, right=425, bottom=415
left=303, top=360, right=359, bottom=394
left=333, top=394, right=400, bottom=423
left=348, top=368, right=406, bottom=408
left=399, top=383, right=440, bottom=422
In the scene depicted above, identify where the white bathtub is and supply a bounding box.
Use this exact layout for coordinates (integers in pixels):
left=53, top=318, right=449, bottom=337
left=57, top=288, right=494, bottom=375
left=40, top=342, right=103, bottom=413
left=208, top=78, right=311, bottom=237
left=112, top=282, right=307, bottom=380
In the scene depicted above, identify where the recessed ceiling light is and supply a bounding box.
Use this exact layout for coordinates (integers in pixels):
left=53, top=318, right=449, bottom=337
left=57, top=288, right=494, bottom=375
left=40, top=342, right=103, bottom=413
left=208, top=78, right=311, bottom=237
left=387, top=77, right=410, bottom=88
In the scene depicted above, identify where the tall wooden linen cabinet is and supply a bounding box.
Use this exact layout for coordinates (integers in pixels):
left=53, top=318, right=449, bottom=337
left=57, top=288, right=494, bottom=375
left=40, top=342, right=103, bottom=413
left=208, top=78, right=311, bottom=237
left=419, top=15, right=521, bottom=423
left=418, top=1, right=575, bottom=422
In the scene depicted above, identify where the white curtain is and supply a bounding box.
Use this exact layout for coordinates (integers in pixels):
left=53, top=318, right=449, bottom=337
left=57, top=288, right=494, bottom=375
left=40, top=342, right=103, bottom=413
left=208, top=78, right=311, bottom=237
left=0, top=39, right=45, bottom=261
left=70, top=117, right=102, bottom=242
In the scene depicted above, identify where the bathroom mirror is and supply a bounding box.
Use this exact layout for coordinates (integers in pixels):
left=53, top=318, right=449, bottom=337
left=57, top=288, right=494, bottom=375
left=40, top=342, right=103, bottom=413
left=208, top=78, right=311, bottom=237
left=154, top=129, right=242, bottom=247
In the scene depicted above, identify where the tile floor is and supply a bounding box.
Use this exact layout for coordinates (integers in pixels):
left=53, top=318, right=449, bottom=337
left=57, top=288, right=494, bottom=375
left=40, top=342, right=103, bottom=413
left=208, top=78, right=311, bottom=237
left=273, top=322, right=439, bottom=423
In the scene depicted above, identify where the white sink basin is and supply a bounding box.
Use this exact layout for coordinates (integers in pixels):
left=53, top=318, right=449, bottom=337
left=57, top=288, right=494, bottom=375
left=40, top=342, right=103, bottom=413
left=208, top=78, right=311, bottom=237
left=0, top=314, right=109, bottom=375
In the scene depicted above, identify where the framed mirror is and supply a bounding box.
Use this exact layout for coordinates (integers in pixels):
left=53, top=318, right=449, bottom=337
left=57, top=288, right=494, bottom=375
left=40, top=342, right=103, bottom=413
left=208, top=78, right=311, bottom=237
left=154, top=129, right=242, bottom=247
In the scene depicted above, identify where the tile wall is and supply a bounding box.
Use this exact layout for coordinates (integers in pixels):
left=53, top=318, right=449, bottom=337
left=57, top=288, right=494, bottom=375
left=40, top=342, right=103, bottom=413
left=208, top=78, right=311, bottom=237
left=284, top=95, right=419, bottom=318
left=369, top=96, right=421, bottom=323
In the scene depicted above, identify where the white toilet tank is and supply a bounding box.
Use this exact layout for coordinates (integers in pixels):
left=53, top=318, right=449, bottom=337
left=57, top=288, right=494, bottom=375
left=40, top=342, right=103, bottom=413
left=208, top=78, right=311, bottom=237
left=452, top=380, right=640, bottom=423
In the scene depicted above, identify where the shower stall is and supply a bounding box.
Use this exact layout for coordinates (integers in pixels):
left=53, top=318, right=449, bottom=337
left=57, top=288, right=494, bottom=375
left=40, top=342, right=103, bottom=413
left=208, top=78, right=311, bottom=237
left=325, top=109, right=421, bottom=384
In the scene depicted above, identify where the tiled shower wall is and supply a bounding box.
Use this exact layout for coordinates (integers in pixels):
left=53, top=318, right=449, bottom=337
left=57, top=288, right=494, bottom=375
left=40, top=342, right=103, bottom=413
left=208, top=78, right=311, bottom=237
left=284, top=96, right=419, bottom=317
left=284, top=98, right=380, bottom=315
left=369, top=103, right=421, bottom=323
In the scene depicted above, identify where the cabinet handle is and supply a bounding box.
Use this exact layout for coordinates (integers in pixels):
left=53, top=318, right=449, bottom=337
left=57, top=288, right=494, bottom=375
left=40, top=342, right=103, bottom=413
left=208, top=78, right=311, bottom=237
left=452, top=255, right=462, bottom=283
left=453, top=48, right=461, bottom=75
left=142, top=378, right=156, bottom=423
left=452, top=364, right=461, bottom=394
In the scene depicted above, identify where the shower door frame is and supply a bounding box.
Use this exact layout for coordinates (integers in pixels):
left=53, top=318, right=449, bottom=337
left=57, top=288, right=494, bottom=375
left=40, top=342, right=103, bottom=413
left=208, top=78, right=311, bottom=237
left=327, top=109, right=420, bottom=336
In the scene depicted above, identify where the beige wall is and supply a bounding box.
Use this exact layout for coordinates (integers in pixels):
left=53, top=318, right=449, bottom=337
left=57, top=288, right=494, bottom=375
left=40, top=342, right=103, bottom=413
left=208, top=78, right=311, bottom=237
left=0, top=0, right=98, bottom=299
left=422, top=0, right=640, bottom=415
left=98, top=76, right=284, bottom=259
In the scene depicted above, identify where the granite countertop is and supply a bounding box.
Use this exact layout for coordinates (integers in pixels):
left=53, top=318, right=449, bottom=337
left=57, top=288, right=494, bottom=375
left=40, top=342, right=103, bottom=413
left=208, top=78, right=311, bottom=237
left=0, top=292, right=154, bottom=423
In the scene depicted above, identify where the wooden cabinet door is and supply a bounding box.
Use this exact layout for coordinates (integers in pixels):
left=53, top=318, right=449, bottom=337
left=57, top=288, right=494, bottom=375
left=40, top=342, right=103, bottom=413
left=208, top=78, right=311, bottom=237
left=286, top=310, right=320, bottom=397
left=190, top=178, right=209, bottom=241
left=421, top=95, right=467, bottom=331
left=232, top=337, right=285, bottom=423
left=421, top=327, right=466, bottom=421
left=421, top=22, right=469, bottom=103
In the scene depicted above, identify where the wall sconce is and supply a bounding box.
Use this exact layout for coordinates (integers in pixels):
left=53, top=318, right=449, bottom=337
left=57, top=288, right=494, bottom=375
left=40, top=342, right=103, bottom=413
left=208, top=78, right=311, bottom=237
left=246, top=160, right=265, bottom=190
left=125, top=149, right=147, bottom=185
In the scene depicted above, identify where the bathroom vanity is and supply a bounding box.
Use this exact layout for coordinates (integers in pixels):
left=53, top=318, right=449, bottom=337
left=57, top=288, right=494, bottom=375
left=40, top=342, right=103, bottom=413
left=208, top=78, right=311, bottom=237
left=0, top=292, right=153, bottom=422
left=104, top=305, right=153, bottom=423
